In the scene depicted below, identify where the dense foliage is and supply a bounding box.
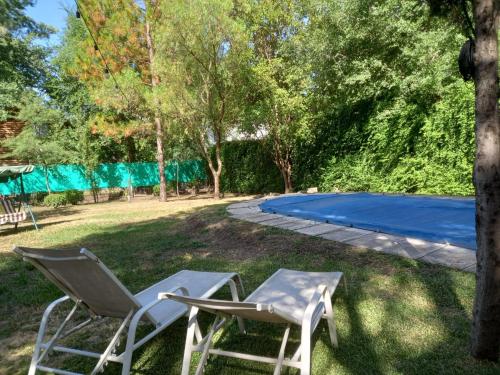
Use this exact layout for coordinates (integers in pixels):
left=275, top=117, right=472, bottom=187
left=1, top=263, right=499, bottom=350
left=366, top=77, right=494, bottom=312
left=42, top=192, right=66, bottom=207
left=42, top=190, right=84, bottom=207
left=0, top=0, right=52, bottom=121
left=1, top=0, right=477, bottom=196
left=292, top=0, right=475, bottom=196
left=218, top=140, right=283, bottom=194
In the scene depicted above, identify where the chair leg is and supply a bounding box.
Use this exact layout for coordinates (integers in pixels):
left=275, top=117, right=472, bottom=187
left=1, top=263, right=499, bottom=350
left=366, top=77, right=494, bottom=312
left=273, top=324, right=291, bottom=375
left=29, top=297, right=73, bottom=375
left=324, top=296, right=338, bottom=348
left=182, top=307, right=200, bottom=375
left=228, top=278, right=246, bottom=334
left=195, top=316, right=223, bottom=375
left=121, top=310, right=141, bottom=375
left=300, top=323, right=312, bottom=375
left=93, top=311, right=133, bottom=375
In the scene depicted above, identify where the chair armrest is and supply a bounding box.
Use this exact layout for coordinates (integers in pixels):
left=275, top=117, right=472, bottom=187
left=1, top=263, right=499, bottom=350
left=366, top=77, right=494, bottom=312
left=157, top=286, right=189, bottom=300
left=302, top=284, right=330, bottom=329
left=130, top=286, right=190, bottom=331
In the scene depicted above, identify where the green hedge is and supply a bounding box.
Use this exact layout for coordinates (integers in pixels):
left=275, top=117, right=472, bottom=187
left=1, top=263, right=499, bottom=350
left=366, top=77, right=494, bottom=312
left=217, top=140, right=283, bottom=194
left=42, top=190, right=84, bottom=207
left=294, top=82, right=475, bottom=196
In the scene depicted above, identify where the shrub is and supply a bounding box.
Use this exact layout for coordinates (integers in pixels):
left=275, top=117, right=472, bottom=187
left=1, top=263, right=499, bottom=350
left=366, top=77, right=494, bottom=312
left=64, top=190, right=84, bottom=205
left=108, top=189, right=124, bottom=201
left=217, top=140, right=283, bottom=194
left=152, top=184, right=160, bottom=196
left=43, top=193, right=67, bottom=208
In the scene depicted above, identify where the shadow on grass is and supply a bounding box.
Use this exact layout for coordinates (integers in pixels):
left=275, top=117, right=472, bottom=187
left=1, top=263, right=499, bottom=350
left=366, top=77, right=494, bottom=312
left=0, top=219, right=80, bottom=236
left=1, top=203, right=499, bottom=374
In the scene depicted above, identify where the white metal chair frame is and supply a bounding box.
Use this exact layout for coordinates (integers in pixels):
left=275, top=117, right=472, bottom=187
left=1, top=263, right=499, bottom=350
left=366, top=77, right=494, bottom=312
left=18, top=248, right=245, bottom=375
left=161, top=273, right=346, bottom=375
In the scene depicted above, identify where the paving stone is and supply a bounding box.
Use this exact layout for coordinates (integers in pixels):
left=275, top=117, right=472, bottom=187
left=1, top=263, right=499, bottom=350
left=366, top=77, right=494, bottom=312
left=227, top=207, right=261, bottom=216
left=230, top=212, right=268, bottom=221
left=279, top=220, right=319, bottom=230
left=229, top=211, right=265, bottom=219
left=420, top=245, right=476, bottom=270
left=319, top=227, right=373, bottom=242
left=270, top=216, right=302, bottom=226
left=346, top=234, right=445, bottom=259
left=296, top=223, right=345, bottom=236
left=227, top=202, right=254, bottom=209
left=258, top=217, right=297, bottom=227
left=462, top=263, right=477, bottom=273
left=245, top=199, right=267, bottom=207
left=243, top=213, right=283, bottom=223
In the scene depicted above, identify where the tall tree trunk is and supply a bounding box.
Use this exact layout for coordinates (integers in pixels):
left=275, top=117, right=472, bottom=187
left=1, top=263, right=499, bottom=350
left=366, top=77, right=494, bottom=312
left=280, top=163, right=293, bottom=194
left=125, top=136, right=136, bottom=163
left=145, top=14, right=167, bottom=202
left=212, top=138, right=223, bottom=199
left=197, top=133, right=222, bottom=199
left=176, top=160, right=180, bottom=197
left=470, top=0, right=500, bottom=361
left=273, top=137, right=293, bottom=194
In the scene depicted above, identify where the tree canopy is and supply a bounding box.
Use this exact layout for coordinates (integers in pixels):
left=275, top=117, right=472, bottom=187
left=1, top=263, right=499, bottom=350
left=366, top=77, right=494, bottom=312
left=0, top=0, right=53, bottom=120
left=1, top=0, right=479, bottom=197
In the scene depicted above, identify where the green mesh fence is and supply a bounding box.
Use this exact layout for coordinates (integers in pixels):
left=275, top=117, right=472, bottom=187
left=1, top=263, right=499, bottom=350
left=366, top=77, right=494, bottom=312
left=0, top=160, right=206, bottom=195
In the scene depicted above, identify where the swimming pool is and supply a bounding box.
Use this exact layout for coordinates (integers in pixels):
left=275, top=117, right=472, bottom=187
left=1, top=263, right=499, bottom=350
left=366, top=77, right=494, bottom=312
left=259, top=193, right=476, bottom=250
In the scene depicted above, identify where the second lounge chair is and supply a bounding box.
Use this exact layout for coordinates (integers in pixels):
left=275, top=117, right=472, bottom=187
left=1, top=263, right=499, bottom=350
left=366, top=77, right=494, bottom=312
left=160, top=268, right=346, bottom=375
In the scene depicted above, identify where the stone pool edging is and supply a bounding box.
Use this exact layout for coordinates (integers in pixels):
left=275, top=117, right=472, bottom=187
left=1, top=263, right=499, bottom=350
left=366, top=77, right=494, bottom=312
left=226, top=195, right=477, bottom=273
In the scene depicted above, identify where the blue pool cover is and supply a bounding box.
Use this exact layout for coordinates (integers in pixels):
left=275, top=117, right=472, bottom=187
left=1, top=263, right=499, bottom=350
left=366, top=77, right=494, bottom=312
left=259, top=193, right=476, bottom=250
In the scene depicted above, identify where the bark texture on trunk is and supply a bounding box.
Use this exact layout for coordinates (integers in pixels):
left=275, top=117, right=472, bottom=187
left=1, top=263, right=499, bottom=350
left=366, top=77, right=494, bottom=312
left=196, top=131, right=222, bottom=200
left=211, top=135, right=223, bottom=200
left=470, top=0, right=500, bottom=361
left=145, top=16, right=167, bottom=202
left=272, top=135, right=293, bottom=194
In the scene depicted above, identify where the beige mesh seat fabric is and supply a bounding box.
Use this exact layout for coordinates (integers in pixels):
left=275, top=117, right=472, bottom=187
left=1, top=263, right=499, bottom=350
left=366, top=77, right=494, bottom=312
left=0, top=198, right=27, bottom=227
left=161, top=268, right=346, bottom=375
left=13, top=246, right=244, bottom=375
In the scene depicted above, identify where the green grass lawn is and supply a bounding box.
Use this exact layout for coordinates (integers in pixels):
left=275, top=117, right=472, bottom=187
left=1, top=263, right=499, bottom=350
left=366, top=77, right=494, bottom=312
left=0, top=195, right=498, bottom=374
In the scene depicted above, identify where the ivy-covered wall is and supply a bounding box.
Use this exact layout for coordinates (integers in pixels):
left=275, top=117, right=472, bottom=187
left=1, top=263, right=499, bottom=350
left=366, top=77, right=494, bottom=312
left=292, top=83, right=475, bottom=196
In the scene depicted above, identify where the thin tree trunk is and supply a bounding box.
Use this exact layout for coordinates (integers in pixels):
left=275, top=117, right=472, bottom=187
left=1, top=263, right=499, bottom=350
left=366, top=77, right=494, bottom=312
left=176, top=160, right=180, bottom=197
left=280, top=164, right=293, bottom=194
left=204, top=148, right=222, bottom=199
left=213, top=136, right=223, bottom=199
left=145, top=13, right=167, bottom=202
left=273, top=138, right=293, bottom=194
left=125, top=136, right=136, bottom=163
left=470, top=0, right=500, bottom=361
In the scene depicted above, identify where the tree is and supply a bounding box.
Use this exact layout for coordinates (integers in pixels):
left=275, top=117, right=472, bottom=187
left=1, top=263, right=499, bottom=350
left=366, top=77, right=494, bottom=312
left=2, top=94, right=78, bottom=193
left=156, top=0, right=251, bottom=199
left=243, top=0, right=311, bottom=193
left=0, top=0, right=53, bottom=120
left=469, top=0, right=500, bottom=361
left=144, top=1, right=168, bottom=202
left=64, top=0, right=169, bottom=201
left=429, top=0, right=500, bottom=360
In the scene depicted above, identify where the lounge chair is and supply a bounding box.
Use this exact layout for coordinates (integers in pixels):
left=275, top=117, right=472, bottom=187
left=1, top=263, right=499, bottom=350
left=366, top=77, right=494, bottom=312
left=13, top=246, right=245, bottom=375
left=160, top=268, right=346, bottom=375
left=1, top=197, right=27, bottom=229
